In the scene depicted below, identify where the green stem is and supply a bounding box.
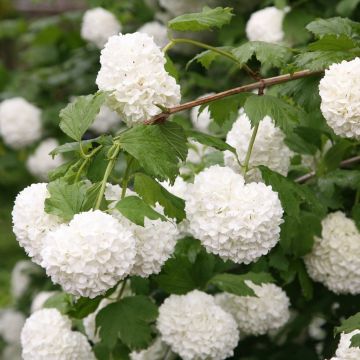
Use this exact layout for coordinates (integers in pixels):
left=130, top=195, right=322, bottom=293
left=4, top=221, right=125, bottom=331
left=172, top=37, right=258, bottom=79
left=117, top=278, right=128, bottom=300
left=162, top=40, right=176, bottom=53
left=355, top=188, right=360, bottom=205
left=242, top=122, right=259, bottom=175
left=94, top=144, right=121, bottom=210
left=75, top=158, right=89, bottom=182
left=121, top=157, right=134, bottom=199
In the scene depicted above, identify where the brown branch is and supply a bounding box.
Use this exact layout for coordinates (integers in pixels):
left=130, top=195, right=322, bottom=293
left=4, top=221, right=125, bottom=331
left=295, top=155, right=360, bottom=183
left=144, top=69, right=323, bottom=124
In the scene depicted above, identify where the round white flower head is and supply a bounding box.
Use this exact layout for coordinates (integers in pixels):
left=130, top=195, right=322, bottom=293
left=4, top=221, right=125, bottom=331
left=304, top=211, right=360, bottom=294
left=21, top=308, right=95, bottom=360
left=81, top=7, right=121, bottom=48
left=215, top=281, right=290, bottom=336
left=224, top=110, right=293, bottom=182
left=329, top=330, right=360, bottom=360
left=89, top=104, right=122, bottom=134
left=246, top=6, right=286, bottom=43
left=41, top=210, right=136, bottom=298
left=26, top=138, right=65, bottom=180
left=130, top=338, right=167, bottom=360
left=185, top=165, right=283, bottom=264
left=12, top=183, right=62, bottom=264
left=157, top=290, right=239, bottom=360
left=0, top=97, right=42, bottom=149
left=190, top=93, right=214, bottom=134
left=11, top=260, right=41, bottom=300
left=30, top=291, right=58, bottom=313
left=3, top=344, right=21, bottom=360
left=308, top=316, right=326, bottom=341
left=0, top=309, right=25, bottom=344
left=319, top=58, right=360, bottom=139
left=138, top=21, right=168, bottom=48
left=96, top=32, right=181, bottom=126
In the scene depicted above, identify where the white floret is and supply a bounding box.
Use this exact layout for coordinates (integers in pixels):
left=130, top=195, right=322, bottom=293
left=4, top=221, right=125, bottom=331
left=81, top=7, right=121, bottom=48
left=0, top=309, right=25, bottom=344
left=215, top=281, right=290, bottom=336
left=41, top=210, right=136, bottom=298
left=185, top=165, right=283, bottom=264
left=96, top=32, right=181, bottom=126
left=12, top=183, right=62, bottom=264
left=89, top=105, right=122, bottom=134
left=0, top=98, right=42, bottom=149
left=224, top=110, right=293, bottom=182
left=304, top=211, right=360, bottom=294
left=246, top=6, right=287, bottom=43
left=138, top=21, right=169, bottom=48
left=21, top=308, right=96, bottom=360
left=26, top=138, right=65, bottom=180
left=190, top=94, right=214, bottom=133
left=130, top=338, right=168, bottom=360
left=31, top=291, right=58, bottom=313
left=157, top=290, right=239, bottom=360
left=319, top=58, right=360, bottom=139
left=329, top=330, right=360, bottom=360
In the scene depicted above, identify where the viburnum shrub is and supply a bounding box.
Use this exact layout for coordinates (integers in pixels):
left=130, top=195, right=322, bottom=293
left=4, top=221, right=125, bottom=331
left=2, top=1, right=360, bottom=359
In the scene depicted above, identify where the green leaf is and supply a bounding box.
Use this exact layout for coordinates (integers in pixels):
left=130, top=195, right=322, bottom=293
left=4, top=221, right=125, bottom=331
left=232, top=41, right=292, bottom=68
left=168, top=7, right=234, bottom=32
left=186, top=47, right=232, bottom=70
left=322, top=139, right=352, bottom=172
left=96, top=295, right=158, bottom=350
left=67, top=296, right=102, bottom=319
left=134, top=173, right=185, bottom=222
left=209, top=272, right=275, bottom=297
left=244, top=95, right=300, bottom=132
left=43, top=293, right=73, bottom=314
left=335, top=312, right=360, bottom=335
left=164, top=55, right=179, bottom=82
left=318, top=170, right=360, bottom=197
left=294, top=260, right=314, bottom=300
left=59, top=92, right=107, bottom=141
left=283, top=10, right=314, bottom=45
left=45, top=179, right=88, bottom=221
left=337, top=0, right=360, bottom=16
left=185, top=129, right=236, bottom=154
left=350, top=333, right=360, bottom=348
left=119, top=122, right=187, bottom=183
left=308, top=34, right=360, bottom=51
left=115, top=196, right=166, bottom=226
left=306, top=17, right=360, bottom=38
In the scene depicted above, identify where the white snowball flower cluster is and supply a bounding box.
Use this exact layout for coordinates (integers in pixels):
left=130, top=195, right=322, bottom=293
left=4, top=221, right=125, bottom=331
left=215, top=281, right=290, bottom=335
left=89, top=104, right=122, bottom=134
left=0, top=97, right=42, bottom=149
left=246, top=6, right=287, bottom=43
left=224, top=110, right=293, bottom=182
left=138, top=21, right=168, bottom=48
left=319, top=58, right=360, bottom=139
left=31, top=291, right=58, bottom=313
left=26, top=138, right=65, bottom=180
left=81, top=7, right=121, bottom=48
left=130, top=338, right=168, bottom=360
left=190, top=94, right=214, bottom=133
left=96, top=32, right=181, bottom=126
left=11, top=260, right=41, bottom=299
left=157, top=290, right=239, bottom=360
left=304, top=211, right=360, bottom=294
left=185, top=165, right=283, bottom=264
left=21, top=308, right=96, bottom=360
left=0, top=309, right=25, bottom=344
left=12, top=183, right=62, bottom=264
left=329, top=330, right=360, bottom=360
left=41, top=210, right=136, bottom=298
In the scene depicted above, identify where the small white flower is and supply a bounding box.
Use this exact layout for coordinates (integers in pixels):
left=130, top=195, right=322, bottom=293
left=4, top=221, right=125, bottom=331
left=26, top=138, right=65, bottom=180
left=89, top=105, right=122, bottom=134
left=157, top=290, right=239, bottom=360
left=185, top=165, right=283, bottom=264
left=0, top=309, right=25, bottom=344
left=224, top=110, right=293, bottom=182
left=21, top=308, right=96, bottom=360
left=190, top=94, right=214, bottom=134
left=215, top=281, right=290, bottom=336
left=12, top=183, right=62, bottom=264
left=319, top=58, right=360, bottom=139
left=81, top=7, right=121, bottom=48
left=329, top=330, right=360, bottom=360
left=138, top=21, right=168, bottom=48
left=246, top=6, right=287, bottom=43
left=96, top=32, right=181, bottom=126
left=305, top=211, right=360, bottom=294
left=0, top=98, right=42, bottom=149
left=130, top=338, right=168, bottom=360
left=30, top=291, right=58, bottom=313
left=41, top=210, right=136, bottom=298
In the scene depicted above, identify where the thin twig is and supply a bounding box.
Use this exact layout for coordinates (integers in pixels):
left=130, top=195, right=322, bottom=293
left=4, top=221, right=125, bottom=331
left=144, top=69, right=322, bottom=124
